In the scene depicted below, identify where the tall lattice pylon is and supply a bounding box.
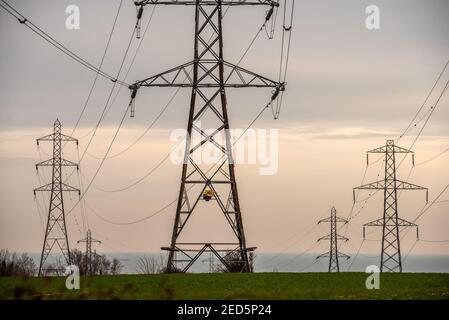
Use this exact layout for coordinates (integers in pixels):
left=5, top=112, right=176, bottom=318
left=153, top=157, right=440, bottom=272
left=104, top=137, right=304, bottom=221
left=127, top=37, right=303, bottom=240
left=316, top=207, right=349, bottom=272
left=129, top=0, right=284, bottom=273
left=78, top=229, right=101, bottom=275
left=34, top=119, right=80, bottom=276
left=353, top=140, right=428, bottom=272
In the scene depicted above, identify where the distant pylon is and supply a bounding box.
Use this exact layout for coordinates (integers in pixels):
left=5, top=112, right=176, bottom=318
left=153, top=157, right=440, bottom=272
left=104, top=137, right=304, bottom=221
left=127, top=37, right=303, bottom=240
left=353, top=139, right=428, bottom=272
left=316, top=206, right=349, bottom=272
left=78, top=229, right=101, bottom=275
left=34, top=119, right=80, bottom=276
left=201, top=252, right=215, bottom=273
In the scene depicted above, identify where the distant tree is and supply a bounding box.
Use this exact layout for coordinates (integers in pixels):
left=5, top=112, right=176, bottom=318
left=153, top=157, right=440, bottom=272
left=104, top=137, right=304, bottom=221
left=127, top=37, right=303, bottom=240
left=136, top=255, right=165, bottom=274
left=82, top=250, right=123, bottom=275
left=70, top=249, right=85, bottom=274
left=0, top=248, right=123, bottom=277
left=110, top=258, right=123, bottom=275
left=42, top=249, right=123, bottom=276
left=0, top=249, right=37, bottom=276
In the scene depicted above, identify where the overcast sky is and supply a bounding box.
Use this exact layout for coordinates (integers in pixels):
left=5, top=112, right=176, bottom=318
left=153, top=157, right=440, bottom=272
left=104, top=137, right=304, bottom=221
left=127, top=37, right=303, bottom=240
left=0, top=0, right=448, bottom=266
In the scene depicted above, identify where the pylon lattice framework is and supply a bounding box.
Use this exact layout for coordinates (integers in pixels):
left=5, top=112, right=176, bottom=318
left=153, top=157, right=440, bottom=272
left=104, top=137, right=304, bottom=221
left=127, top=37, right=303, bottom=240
left=78, top=229, right=101, bottom=275
left=316, top=206, right=349, bottom=272
left=353, top=140, right=428, bottom=272
left=130, top=0, right=284, bottom=272
left=34, top=119, right=80, bottom=276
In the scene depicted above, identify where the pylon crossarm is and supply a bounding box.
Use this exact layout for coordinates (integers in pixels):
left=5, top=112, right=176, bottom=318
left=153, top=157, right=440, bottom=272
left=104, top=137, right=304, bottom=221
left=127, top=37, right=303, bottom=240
left=354, top=180, right=385, bottom=190
left=395, top=180, right=427, bottom=190
left=318, top=234, right=331, bottom=241
left=363, top=218, right=418, bottom=237
left=60, top=134, right=79, bottom=144
left=318, top=217, right=331, bottom=224
left=337, top=235, right=349, bottom=241
left=397, top=218, right=418, bottom=227
left=335, top=216, right=348, bottom=224
left=393, top=145, right=414, bottom=154
left=36, top=133, right=78, bottom=144
left=353, top=180, right=384, bottom=202
left=33, top=183, right=80, bottom=193
left=366, top=142, right=415, bottom=165
left=35, top=158, right=79, bottom=168
left=136, top=0, right=279, bottom=6
left=337, top=253, right=350, bottom=260
left=130, top=60, right=281, bottom=89
left=367, top=144, right=413, bottom=154
left=316, top=251, right=330, bottom=259
left=396, top=180, right=429, bottom=201
left=223, top=61, right=282, bottom=88
left=364, top=218, right=383, bottom=227
left=36, top=133, right=55, bottom=143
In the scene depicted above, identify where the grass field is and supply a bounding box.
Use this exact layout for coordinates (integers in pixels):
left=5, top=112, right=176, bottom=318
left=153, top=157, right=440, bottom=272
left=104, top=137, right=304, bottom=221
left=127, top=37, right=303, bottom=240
left=1, top=273, right=449, bottom=300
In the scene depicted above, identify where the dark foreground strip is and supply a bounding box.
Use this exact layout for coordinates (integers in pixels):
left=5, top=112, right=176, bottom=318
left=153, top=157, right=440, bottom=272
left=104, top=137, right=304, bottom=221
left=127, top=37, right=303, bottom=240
left=0, top=300, right=444, bottom=319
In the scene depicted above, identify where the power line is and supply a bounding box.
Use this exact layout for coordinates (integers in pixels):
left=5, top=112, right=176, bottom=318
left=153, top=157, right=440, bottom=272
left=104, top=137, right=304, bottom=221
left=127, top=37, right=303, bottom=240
left=397, top=60, right=449, bottom=142
left=81, top=96, right=277, bottom=226
left=275, top=241, right=319, bottom=269
left=78, top=5, right=158, bottom=149
left=397, top=78, right=449, bottom=170
left=88, top=8, right=275, bottom=193
left=84, top=6, right=229, bottom=161
left=402, top=239, right=418, bottom=263
left=70, top=0, right=125, bottom=136
left=261, top=223, right=319, bottom=265
left=342, top=61, right=449, bottom=255
left=76, top=26, right=138, bottom=165
left=412, top=183, right=449, bottom=223
left=414, top=146, right=449, bottom=167
left=347, top=239, right=364, bottom=271
left=90, top=151, right=171, bottom=192
left=85, top=197, right=176, bottom=226
left=419, top=239, right=449, bottom=243
left=63, top=23, right=140, bottom=189
left=0, top=0, right=129, bottom=87
left=66, top=101, right=132, bottom=217
left=273, top=0, right=294, bottom=119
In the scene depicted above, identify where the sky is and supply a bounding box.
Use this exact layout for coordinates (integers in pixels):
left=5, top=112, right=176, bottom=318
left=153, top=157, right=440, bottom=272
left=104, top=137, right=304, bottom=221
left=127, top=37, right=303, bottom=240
left=0, top=0, right=448, bottom=266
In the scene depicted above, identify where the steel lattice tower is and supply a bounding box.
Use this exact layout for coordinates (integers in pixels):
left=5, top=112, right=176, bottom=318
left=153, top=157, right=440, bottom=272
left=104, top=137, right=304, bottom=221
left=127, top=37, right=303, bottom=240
left=78, top=229, right=101, bottom=275
left=34, top=119, right=80, bottom=276
left=353, top=140, right=428, bottom=272
left=129, top=0, right=284, bottom=273
left=316, top=207, right=349, bottom=272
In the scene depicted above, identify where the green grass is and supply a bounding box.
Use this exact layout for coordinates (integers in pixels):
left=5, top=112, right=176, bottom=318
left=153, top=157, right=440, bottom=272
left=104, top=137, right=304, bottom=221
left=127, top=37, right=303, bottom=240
left=1, top=273, right=449, bottom=300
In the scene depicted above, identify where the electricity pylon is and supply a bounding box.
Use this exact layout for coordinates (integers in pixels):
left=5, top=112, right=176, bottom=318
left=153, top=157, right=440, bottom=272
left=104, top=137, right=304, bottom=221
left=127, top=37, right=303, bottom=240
left=201, top=252, right=215, bottom=273
left=129, top=0, right=285, bottom=272
left=34, top=119, right=80, bottom=276
left=78, top=229, right=101, bottom=275
left=316, top=207, right=349, bottom=272
left=353, top=139, right=428, bottom=272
